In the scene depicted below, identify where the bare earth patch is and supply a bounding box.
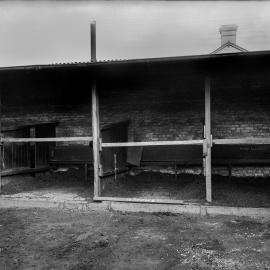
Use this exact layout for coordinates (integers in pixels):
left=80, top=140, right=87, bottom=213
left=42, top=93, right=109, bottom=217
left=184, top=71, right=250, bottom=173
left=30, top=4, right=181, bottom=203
left=0, top=168, right=93, bottom=203
left=0, top=208, right=270, bottom=270
left=102, top=171, right=270, bottom=207
left=1, top=170, right=270, bottom=207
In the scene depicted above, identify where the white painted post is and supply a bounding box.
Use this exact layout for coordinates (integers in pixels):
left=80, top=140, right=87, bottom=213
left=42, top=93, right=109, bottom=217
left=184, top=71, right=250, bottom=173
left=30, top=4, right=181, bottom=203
left=205, top=76, right=212, bottom=202
left=91, top=21, right=101, bottom=197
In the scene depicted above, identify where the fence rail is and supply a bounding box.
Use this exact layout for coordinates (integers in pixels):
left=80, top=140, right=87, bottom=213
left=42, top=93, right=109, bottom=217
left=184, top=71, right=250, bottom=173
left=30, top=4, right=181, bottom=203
left=101, top=140, right=204, bottom=147
left=213, top=138, right=270, bottom=145
left=0, top=137, right=93, bottom=143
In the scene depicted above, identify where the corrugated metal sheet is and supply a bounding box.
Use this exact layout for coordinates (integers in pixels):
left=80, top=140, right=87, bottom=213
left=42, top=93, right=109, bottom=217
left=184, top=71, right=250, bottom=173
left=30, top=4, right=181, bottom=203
left=1, top=50, right=270, bottom=72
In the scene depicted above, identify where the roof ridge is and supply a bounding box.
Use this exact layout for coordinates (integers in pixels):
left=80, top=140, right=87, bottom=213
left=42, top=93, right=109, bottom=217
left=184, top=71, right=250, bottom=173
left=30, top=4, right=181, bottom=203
left=211, top=41, right=248, bottom=54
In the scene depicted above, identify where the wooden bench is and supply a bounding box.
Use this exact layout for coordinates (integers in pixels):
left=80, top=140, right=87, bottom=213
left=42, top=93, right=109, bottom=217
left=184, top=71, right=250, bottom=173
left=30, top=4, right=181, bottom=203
left=49, top=145, right=93, bottom=180
left=139, top=144, right=270, bottom=175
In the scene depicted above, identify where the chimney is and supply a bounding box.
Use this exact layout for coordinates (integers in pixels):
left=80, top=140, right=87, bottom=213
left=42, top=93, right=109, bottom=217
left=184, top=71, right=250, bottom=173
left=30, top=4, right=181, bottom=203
left=219, top=24, right=238, bottom=46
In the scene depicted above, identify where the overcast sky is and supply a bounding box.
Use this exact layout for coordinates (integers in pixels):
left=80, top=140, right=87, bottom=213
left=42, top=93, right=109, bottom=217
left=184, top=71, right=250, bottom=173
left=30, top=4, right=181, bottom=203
left=1, top=1, right=270, bottom=67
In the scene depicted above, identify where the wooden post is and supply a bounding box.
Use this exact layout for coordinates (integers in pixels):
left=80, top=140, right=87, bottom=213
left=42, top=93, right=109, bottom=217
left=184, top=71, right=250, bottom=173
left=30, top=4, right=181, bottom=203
left=91, top=21, right=96, bottom=62
left=205, top=76, right=212, bottom=202
left=92, top=80, right=101, bottom=196
left=84, top=163, right=88, bottom=181
left=91, top=21, right=101, bottom=197
left=30, top=127, right=36, bottom=177
left=0, top=87, right=2, bottom=193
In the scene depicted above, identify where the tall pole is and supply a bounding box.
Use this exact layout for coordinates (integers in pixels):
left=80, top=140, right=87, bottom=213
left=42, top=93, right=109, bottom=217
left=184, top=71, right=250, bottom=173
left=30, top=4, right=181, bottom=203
left=91, top=21, right=96, bottom=62
left=0, top=86, right=2, bottom=193
left=205, top=76, right=212, bottom=202
left=91, top=21, right=101, bottom=197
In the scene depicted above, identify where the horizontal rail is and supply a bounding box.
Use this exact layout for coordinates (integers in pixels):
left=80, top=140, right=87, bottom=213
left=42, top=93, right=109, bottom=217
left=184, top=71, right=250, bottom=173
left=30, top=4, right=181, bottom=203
left=101, top=140, right=203, bottom=147
left=1, top=166, right=51, bottom=177
left=214, top=138, right=270, bottom=145
left=5, top=137, right=270, bottom=145
left=94, top=196, right=200, bottom=205
left=0, top=136, right=93, bottom=143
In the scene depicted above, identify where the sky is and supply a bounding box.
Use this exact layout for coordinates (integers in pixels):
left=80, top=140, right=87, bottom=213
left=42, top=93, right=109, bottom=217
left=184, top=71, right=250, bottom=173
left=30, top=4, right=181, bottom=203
left=1, top=1, right=270, bottom=67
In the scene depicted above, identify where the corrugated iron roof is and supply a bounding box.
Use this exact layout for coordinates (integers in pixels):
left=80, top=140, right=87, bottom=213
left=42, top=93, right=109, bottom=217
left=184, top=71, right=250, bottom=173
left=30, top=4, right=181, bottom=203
left=1, top=49, right=270, bottom=72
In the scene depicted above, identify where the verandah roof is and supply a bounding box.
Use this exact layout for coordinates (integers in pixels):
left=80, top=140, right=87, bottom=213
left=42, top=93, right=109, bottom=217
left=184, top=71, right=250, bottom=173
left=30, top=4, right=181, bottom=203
left=1, top=50, right=270, bottom=110
left=1, top=50, right=270, bottom=80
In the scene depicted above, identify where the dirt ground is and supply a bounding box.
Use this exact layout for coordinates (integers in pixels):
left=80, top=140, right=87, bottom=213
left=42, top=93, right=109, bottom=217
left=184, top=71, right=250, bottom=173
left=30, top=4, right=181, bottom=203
left=0, top=207, right=270, bottom=270
left=0, top=168, right=93, bottom=203
left=102, top=171, right=270, bottom=208
left=1, top=169, right=270, bottom=207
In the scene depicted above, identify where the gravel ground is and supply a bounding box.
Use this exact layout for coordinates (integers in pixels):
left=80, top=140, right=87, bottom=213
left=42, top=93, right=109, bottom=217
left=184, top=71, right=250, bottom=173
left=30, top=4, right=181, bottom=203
left=1, top=169, right=270, bottom=207
left=0, top=168, right=93, bottom=203
left=0, top=208, right=270, bottom=270
left=102, top=171, right=270, bottom=207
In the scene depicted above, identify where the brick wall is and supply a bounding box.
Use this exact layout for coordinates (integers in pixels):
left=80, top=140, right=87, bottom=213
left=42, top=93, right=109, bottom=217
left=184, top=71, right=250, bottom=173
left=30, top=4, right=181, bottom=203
left=2, top=75, right=270, bottom=176
left=212, top=82, right=270, bottom=139
left=99, top=80, right=204, bottom=142
left=2, top=107, right=91, bottom=139
left=2, top=77, right=205, bottom=141
left=2, top=75, right=92, bottom=144
left=99, top=79, right=270, bottom=142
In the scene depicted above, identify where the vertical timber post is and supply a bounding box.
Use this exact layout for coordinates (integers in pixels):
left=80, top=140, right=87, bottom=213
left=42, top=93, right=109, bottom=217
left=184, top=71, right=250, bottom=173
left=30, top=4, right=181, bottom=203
left=30, top=127, right=36, bottom=177
left=91, top=21, right=96, bottom=62
left=91, top=21, right=101, bottom=197
left=0, top=87, right=2, bottom=193
left=205, top=76, right=212, bottom=202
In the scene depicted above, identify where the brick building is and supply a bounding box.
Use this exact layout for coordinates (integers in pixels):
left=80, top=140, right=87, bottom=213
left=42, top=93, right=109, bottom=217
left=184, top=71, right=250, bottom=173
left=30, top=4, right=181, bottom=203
left=1, top=24, right=270, bottom=202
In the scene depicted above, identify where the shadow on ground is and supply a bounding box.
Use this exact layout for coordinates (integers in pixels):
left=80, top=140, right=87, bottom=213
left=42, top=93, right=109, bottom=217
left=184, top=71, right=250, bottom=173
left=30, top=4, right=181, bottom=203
left=2, top=169, right=270, bottom=207
left=102, top=171, right=270, bottom=207
left=1, top=168, right=94, bottom=203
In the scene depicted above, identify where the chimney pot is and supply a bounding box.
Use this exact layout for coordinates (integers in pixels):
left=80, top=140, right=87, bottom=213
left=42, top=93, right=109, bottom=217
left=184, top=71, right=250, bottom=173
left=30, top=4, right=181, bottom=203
left=219, top=24, right=238, bottom=46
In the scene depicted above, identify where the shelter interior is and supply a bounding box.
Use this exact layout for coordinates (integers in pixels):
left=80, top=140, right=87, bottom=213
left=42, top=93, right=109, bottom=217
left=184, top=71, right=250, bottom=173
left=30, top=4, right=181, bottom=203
left=1, top=51, right=270, bottom=206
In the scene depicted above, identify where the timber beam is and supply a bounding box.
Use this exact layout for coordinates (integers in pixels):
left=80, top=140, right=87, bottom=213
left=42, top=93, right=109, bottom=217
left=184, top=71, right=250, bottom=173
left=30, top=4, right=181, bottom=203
left=205, top=76, right=212, bottom=202
left=214, top=138, right=270, bottom=145
left=0, top=137, right=93, bottom=143
left=102, top=139, right=203, bottom=148
left=91, top=21, right=101, bottom=197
